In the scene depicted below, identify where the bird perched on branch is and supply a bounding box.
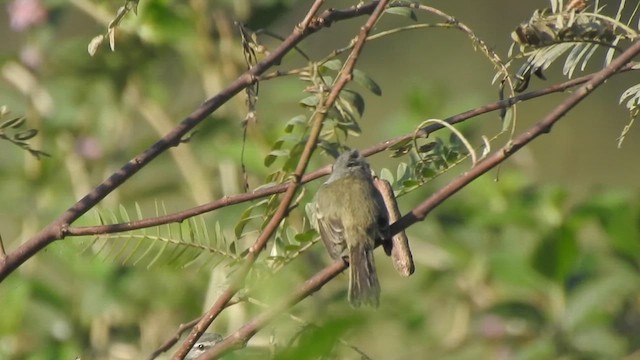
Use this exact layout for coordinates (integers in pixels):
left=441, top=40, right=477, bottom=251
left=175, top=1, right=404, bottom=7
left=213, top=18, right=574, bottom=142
left=314, top=149, right=390, bottom=307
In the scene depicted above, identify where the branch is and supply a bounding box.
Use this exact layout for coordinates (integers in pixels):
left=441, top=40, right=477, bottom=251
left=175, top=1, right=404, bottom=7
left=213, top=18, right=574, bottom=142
left=172, top=1, right=392, bottom=359
left=145, top=299, right=244, bottom=360
left=0, top=0, right=382, bottom=283
left=197, top=39, right=640, bottom=360
left=200, top=260, right=348, bottom=359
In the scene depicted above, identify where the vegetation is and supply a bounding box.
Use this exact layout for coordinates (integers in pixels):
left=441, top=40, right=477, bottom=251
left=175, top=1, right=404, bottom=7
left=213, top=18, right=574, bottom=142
left=1, top=0, right=640, bottom=359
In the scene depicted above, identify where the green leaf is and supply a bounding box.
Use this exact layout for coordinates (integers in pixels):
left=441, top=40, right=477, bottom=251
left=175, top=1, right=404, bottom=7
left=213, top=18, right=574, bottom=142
left=234, top=201, right=266, bottom=239
left=532, top=225, right=578, bottom=282
left=335, top=117, right=362, bottom=137
left=379, top=167, right=394, bottom=184
left=271, top=135, right=300, bottom=151
left=487, top=301, right=546, bottom=328
left=270, top=236, right=285, bottom=257
left=284, top=115, right=307, bottom=133
left=13, top=129, right=38, bottom=141
left=420, top=166, right=437, bottom=179
left=353, top=69, right=382, bottom=96
left=273, top=314, right=363, bottom=359
left=391, top=143, right=413, bottom=157
left=339, top=90, right=365, bottom=117
left=598, top=198, right=640, bottom=258
left=619, top=83, right=640, bottom=110
left=264, top=149, right=290, bottom=167
left=321, top=59, right=342, bottom=71
left=294, top=229, right=317, bottom=243
left=0, top=116, right=25, bottom=129
left=417, top=141, right=437, bottom=154
left=299, top=95, right=320, bottom=108
left=254, top=181, right=278, bottom=191
left=445, top=148, right=460, bottom=162
left=501, top=106, right=514, bottom=131
left=284, top=244, right=301, bottom=253
left=401, top=179, right=421, bottom=191
left=215, top=221, right=224, bottom=246
left=119, top=204, right=131, bottom=223
left=317, top=140, right=340, bottom=158
left=282, top=142, right=304, bottom=171
left=389, top=138, right=412, bottom=151
left=385, top=7, right=418, bottom=21
left=396, top=162, right=409, bottom=183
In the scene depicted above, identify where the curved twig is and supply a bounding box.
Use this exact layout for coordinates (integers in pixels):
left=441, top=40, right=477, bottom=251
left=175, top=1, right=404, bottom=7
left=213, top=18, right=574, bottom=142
left=414, top=118, right=478, bottom=165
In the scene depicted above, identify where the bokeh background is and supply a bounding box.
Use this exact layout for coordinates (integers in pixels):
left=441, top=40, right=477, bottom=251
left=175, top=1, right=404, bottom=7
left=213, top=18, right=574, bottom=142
left=1, top=0, right=640, bottom=359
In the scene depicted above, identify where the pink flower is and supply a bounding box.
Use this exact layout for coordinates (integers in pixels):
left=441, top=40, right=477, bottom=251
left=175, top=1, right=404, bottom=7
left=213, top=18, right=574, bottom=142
left=7, top=0, right=48, bottom=32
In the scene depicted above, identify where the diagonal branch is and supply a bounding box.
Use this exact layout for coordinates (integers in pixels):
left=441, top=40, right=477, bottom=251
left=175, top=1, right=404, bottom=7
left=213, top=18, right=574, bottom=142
left=197, top=39, right=640, bottom=360
left=173, top=1, right=393, bottom=359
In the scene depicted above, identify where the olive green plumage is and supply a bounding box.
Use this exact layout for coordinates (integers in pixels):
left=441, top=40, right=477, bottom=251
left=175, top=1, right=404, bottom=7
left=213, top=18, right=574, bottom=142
left=314, top=150, right=389, bottom=307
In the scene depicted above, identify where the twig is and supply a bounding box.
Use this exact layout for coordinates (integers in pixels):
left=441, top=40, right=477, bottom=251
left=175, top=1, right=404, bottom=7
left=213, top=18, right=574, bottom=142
left=146, top=317, right=201, bottom=360
left=147, top=299, right=244, bottom=360
left=0, top=234, right=6, bottom=260
left=298, top=0, right=325, bottom=30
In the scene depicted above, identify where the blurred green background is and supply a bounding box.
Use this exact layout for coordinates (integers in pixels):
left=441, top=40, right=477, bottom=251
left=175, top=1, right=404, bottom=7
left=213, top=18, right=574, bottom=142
left=1, top=0, right=640, bottom=359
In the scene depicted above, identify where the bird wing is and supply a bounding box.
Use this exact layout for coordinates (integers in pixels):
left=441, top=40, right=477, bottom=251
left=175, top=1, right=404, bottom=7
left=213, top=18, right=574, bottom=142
left=315, top=201, right=347, bottom=260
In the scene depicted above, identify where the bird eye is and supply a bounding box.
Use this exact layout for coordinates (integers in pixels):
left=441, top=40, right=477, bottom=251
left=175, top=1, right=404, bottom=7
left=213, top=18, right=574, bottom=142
left=197, top=344, right=205, bottom=350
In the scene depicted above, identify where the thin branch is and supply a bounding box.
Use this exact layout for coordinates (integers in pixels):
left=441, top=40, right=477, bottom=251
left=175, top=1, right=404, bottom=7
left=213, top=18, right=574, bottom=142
left=146, top=299, right=244, bottom=360
left=174, top=2, right=392, bottom=359
left=200, top=260, right=348, bottom=359
left=0, top=234, right=5, bottom=259
left=298, top=0, right=325, bottom=30
left=62, top=62, right=637, bottom=238
left=198, top=39, right=640, bottom=360
left=147, top=317, right=201, bottom=360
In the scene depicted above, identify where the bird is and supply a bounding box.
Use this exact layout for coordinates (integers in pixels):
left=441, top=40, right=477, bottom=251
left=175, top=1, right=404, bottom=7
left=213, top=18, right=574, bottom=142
left=314, top=149, right=390, bottom=307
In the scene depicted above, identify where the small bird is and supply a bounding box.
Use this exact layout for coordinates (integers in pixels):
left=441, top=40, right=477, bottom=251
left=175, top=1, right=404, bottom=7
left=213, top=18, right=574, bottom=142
left=314, top=150, right=390, bottom=307
left=185, top=333, right=224, bottom=360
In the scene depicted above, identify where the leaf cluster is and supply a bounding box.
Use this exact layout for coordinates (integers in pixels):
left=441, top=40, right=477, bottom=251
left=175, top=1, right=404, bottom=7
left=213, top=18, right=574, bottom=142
left=0, top=106, right=48, bottom=159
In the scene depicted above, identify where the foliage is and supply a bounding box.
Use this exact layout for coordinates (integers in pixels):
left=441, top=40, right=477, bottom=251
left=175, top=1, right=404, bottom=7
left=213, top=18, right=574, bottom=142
left=0, top=106, right=48, bottom=159
left=1, top=0, right=640, bottom=359
left=507, top=0, right=640, bottom=145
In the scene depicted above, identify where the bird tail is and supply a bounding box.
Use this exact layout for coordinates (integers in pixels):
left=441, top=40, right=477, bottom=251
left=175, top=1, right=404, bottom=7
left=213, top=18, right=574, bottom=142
left=348, top=242, right=380, bottom=307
